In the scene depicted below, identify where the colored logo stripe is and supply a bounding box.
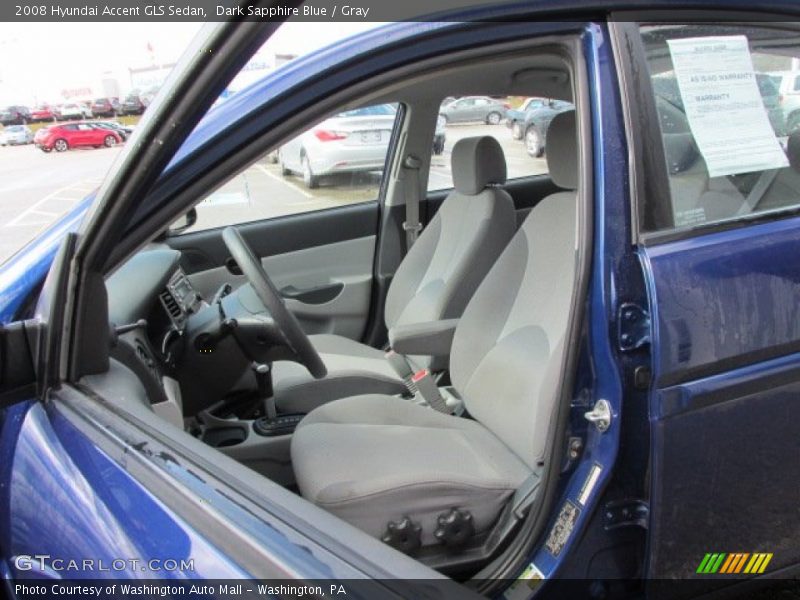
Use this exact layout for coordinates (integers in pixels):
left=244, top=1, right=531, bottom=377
left=720, top=553, right=749, bottom=573
left=697, top=553, right=726, bottom=573
left=697, top=553, right=773, bottom=574
left=744, top=553, right=773, bottom=574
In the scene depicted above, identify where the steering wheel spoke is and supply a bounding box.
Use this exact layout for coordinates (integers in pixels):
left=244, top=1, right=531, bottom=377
left=222, top=227, right=327, bottom=379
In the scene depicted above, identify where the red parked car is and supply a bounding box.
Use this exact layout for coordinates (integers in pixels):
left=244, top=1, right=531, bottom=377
left=30, top=105, right=56, bottom=122
left=90, top=97, right=120, bottom=117
left=34, top=122, right=122, bottom=153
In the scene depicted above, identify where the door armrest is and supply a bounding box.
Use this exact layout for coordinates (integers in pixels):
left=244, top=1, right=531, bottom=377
left=388, top=319, right=459, bottom=357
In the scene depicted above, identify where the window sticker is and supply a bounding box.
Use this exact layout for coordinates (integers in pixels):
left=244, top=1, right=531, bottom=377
left=667, top=36, right=788, bottom=177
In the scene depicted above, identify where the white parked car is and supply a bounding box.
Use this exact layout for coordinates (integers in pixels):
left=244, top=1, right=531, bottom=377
left=57, top=103, right=92, bottom=120
left=278, top=104, right=397, bottom=188
left=0, top=125, right=34, bottom=146
left=769, top=70, right=800, bottom=134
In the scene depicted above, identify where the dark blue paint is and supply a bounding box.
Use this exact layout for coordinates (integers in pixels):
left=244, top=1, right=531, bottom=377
left=522, top=23, right=628, bottom=582
left=0, top=400, right=249, bottom=579
left=648, top=354, right=800, bottom=579
left=643, top=216, right=800, bottom=582
left=643, top=215, right=800, bottom=384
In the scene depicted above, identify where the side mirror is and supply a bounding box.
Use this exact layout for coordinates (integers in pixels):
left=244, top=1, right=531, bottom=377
left=167, top=208, right=197, bottom=236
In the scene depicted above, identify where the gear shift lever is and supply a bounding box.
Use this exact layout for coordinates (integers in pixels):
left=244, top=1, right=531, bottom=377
left=251, top=361, right=275, bottom=420
left=251, top=361, right=306, bottom=437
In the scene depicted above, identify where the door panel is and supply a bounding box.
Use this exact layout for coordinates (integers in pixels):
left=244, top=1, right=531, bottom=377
left=188, top=236, right=376, bottom=339
left=643, top=216, right=800, bottom=585
left=168, top=201, right=379, bottom=341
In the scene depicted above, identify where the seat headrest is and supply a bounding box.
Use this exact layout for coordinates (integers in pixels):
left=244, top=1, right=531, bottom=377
left=546, top=110, right=577, bottom=190
left=663, top=132, right=699, bottom=174
left=788, top=129, right=800, bottom=172
left=452, top=136, right=507, bottom=195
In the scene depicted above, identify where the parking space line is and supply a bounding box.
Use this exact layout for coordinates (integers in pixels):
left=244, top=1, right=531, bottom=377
left=2, top=183, right=85, bottom=228
left=254, top=164, right=315, bottom=200
left=3, top=220, right=53, bottom=228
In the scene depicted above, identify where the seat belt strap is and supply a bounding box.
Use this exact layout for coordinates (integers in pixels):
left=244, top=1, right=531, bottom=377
left=385, top=349, right=414, bottom=380
left=402, top=154, right=423, bottom=249
left=385, top=349, right=448, bottom=412
left=411, top=368, right=449, bottom=413
left=736, top=169, right=779, bottom=216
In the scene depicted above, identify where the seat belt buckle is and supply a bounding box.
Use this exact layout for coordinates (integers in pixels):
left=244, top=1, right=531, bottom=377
left=411, top=369, right=448, bottom=413
left=402, top=221, right=422, bottom=233
left=385, top=349, right=414, bottom=380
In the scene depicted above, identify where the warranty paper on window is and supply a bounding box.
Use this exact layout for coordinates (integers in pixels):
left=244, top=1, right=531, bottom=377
left=667, top=35, right=788, bottom=178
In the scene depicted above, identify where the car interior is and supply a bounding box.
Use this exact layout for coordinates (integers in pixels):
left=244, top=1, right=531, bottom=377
left=79, top=43, right=588, bottom=577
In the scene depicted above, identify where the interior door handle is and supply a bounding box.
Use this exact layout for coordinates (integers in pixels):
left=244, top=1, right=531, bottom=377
left=280, top=282, right=344, bottom=305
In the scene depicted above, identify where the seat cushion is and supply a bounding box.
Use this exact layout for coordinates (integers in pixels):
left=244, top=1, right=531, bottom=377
left=272, top=334, right=406, bottom=414
left=291, top=394, right=531, bottom=546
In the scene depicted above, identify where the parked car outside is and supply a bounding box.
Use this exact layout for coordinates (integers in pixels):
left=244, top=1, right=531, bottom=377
left=520, top=99, right=574, bottom=156
left=506, top=97, right=548, bottom=139
left=439, top=95, right=509, bottom=124
left=0, top=105, right=31, bottom=126
left=89, top=120, right=133, bottom=141
left=770, top=70, right=800, bottom=134
left=0, top=125, right=34, bottom=146
left=3, top=11, right=800, bottom=600
left=55, top=102, right=91, bottom=120
left=30, top=105, right=57, bottom=122
left=34, top=122, right=123, bottom=152
left=90, top=97, right=120, bottom=117
left=278, top=103, right=397, bottom=188
left=121, top=93, right=146, bottom=115
left=433, top=113, right=446, bottom=155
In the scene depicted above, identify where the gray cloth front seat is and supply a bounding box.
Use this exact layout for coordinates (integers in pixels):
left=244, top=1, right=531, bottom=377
left=291, top=111, right=579, bottom=549
left=272, top=136, right=516, bottom=414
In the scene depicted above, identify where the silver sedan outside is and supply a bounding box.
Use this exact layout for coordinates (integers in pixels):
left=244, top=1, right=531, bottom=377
left=278, top=104, right=397, bottom=189
left=439, top=96, right=508, bottom=125
left=0, top=125, right=34, bottom=146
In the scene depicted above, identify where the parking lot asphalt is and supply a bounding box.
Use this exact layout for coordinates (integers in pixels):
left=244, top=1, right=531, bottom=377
left=0, top=122, right=544, bottom=263
left=0, top=143, right=122, bottom=263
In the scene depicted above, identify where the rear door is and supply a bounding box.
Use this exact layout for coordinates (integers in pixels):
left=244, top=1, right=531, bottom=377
left=617, top=18, right=800, bottom=592
left=166, top=102, right=400, bottom=341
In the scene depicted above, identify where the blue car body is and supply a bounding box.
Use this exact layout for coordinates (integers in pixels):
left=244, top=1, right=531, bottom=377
left=2, top=3, right=800, bottom=599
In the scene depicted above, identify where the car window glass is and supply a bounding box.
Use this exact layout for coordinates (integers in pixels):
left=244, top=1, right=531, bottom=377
left=428, top=95, right=567, bottom=191
left=182, top=103, right=399, bottom=234
left=639, top=25, right=800, bottom=233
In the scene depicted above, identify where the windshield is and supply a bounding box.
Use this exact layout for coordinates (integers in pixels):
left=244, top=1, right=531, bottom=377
left=0, top=21, right=384, bottom=265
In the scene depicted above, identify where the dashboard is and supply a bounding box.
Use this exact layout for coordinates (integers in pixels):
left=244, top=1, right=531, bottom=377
left=104, top=246, right=262, bottom=416
left=106, top=247, right=204, bottom=378
left=160, top=267, right=202, bottom=328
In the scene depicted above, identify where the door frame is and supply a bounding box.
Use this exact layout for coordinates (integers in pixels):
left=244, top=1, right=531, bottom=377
left=45, top=15, right=612, bottom=591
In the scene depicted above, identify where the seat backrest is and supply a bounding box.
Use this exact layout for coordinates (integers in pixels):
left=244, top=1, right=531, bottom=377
left=450, top=111, right=579, bottom=468
left=384, top=136, right=516, bottom=366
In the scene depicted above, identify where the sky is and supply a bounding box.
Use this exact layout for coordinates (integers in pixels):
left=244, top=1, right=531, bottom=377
left=0, top=22, right=382, bottom=106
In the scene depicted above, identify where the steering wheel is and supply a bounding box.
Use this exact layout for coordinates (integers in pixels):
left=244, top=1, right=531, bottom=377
left=222, top=226, right=327, bottom=379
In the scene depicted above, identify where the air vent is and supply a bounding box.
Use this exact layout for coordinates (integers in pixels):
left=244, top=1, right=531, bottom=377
left=159, top=289, right=182, bottom=321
